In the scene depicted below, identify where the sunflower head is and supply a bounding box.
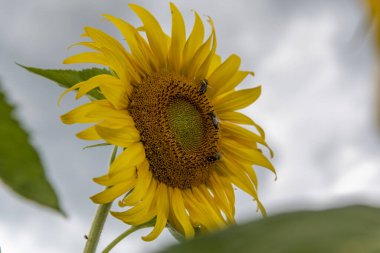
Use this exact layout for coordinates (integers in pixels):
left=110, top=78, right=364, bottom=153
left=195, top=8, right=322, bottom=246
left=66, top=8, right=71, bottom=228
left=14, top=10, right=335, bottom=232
left=61, top=2, right=275, bottom=241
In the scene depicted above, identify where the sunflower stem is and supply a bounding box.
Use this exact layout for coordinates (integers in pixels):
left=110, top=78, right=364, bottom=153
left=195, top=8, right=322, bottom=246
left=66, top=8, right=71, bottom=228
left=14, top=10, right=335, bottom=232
left=102, top=225, right=144, bottom=253
left=83, top=146, right=118, bottom=253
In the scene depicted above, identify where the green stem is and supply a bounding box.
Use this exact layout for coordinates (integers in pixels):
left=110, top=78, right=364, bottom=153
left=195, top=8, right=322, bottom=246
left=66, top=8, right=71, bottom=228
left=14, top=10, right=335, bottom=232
left=83, top=202, right=113, bottom=253
left=102, top=225, right=146, bottom=253
left=83, top=146, right=118, bottom=253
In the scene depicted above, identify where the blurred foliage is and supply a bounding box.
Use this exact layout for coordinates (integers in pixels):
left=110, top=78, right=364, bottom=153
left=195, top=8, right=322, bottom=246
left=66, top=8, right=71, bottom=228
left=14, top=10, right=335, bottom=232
left=0, top=84, right=63, bottom=214
left=19, top=64, right=110, bottom=100
left=161, top=205, right=380, bottom=253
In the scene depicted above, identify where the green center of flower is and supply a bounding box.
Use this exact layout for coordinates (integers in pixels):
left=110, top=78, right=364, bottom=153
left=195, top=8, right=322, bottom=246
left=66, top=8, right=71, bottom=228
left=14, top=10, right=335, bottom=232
left=128, top=72, right=219, bottom=189
left=167, top=98, right=204, bottom=151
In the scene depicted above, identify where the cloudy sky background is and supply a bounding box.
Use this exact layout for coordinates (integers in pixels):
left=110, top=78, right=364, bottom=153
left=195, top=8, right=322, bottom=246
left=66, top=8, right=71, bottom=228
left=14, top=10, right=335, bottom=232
left=1, top=0, right=380, bottom=252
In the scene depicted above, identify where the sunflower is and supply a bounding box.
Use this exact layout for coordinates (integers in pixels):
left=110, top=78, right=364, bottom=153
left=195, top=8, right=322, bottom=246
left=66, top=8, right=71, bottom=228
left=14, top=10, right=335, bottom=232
left=60, top=3, right=275, bottom=241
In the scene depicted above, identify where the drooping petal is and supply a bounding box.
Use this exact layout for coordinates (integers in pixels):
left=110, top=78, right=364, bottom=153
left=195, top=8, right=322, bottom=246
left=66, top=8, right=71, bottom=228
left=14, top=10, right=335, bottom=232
left=90, top=180, right=136, bottom=204
left=113, top=179, right=157, bottom=225
left=170, top=187, right=195, bottom=239
left=221, top=138, right=276, bottom=175
left=218, top=111, right=266, bottom=138
left=183, top=189, right=220, bottom=231
left=93, top=166, right=136, bottom=187
left=207, top=176, right=235, bottom=223
left=220, top=121, right=270, bottom=152
left=142, top=183, right=170, bottom=241
left=121, top=160, right=152, bottom=205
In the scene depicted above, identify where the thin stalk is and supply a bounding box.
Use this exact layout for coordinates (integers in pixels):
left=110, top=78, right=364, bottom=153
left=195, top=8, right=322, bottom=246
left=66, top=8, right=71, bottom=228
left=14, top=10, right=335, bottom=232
left=102, top=225, right=146, bottom=253
left=83, top=146, right=118, bottom=253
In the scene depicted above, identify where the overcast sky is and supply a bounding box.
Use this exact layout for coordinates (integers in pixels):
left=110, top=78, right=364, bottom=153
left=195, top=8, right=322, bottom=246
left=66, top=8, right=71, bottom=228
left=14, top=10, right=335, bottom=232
left=1, top=0, right=380, bottom=252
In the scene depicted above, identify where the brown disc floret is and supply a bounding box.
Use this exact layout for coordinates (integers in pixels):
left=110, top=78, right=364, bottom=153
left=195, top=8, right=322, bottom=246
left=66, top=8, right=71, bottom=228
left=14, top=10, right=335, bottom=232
left=128, top=73, right=220, bottom=189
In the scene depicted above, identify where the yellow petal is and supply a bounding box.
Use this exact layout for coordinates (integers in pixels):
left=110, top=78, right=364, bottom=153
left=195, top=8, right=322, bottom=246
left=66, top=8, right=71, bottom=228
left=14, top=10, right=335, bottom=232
left=142, top=183, right=169, bottom=241
left=122, top=160, right=152, bottom=205
left=207, top=54, right=222, bottom=77
left=76, top=126, right=101, bottom=140
left=99, top=47, right=133, bottom=83
left=57, top=80, right=97, bottom=106
left=182, top=189, right=219, bottom=231
left=181, top=11, right=204, bottom=73
left=129, top=4, right=168, bottom=68
left=213, top=86, right=261, bottom=112
left=212, top=70, right=254, bottom=98
left=195, top=17, right=217, bottom=80
left=65, top=74, right=130, bottom=109
left=95, top=125, right=140, bottom=147
left=214, top=172, right=235, bottom=216
left=60, top=100, right=111, bottom=124
left=114, top=180, right=157, bottom=226
left=68, top=41, right=100, bottom=51
left=97, top=119, right=135, bottom=129
left=75, top=80, right=100, bottom=100
left=169, top=3, right=186, bottom=73
left=218, top=111, right=266, bottom=138
left=85, top=108, right=134, bottom=124
left=220, top=121, right=269, bottom=151
left=185, top=30, right=213, bottom=78
left=63, top=52, right=108, bottom=66
left=108, top=150, right=145, bottom=176
left=93, top=167, right=136, bottom=187
left=170, top=187, right=195, bottom=239
left=221, top=138, right=276, bottom=176
left=90, top=181, right=135, bottom=204
left=96, top=76, right=131, bottom=109
left=207, top=54, right=241, bottom=96
left=207, top=176, right=235, bottom=223
left=103, top=14, right=155, bottom=74
left=83, top=27, right=142, bottom=83
left=192, top=187, right=225, bottom=225
left=217, top=160, right=259, bottom=201
left=118, top=178, right=157, bottom=210
left=84, top=26, right=126, bottom=57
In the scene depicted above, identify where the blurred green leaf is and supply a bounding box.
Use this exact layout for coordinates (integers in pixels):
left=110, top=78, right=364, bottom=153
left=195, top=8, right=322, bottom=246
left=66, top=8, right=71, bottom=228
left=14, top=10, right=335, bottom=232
left=18, top=64, right=110, bottom=100
left=162, top=205, right=380, bottom=253
left=0, top=86, right=63, bottom=214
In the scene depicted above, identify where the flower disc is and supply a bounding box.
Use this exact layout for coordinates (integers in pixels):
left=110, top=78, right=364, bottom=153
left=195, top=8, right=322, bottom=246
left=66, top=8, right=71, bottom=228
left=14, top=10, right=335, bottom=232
left=128, top=73, right=219, bottom=189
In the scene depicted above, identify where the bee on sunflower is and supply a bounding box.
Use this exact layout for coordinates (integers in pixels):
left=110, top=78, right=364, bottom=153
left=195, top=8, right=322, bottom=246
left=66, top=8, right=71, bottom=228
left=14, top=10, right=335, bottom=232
left=60, top=1, right=275, bottom=247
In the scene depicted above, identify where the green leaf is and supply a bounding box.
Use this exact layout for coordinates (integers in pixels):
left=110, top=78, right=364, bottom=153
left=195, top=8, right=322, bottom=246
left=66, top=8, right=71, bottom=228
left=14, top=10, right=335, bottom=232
left=0, top=86, right=63, bottom=214
left=18, top=64, right=110, bottom=100
left=161, top=205, right=380, bottom=253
